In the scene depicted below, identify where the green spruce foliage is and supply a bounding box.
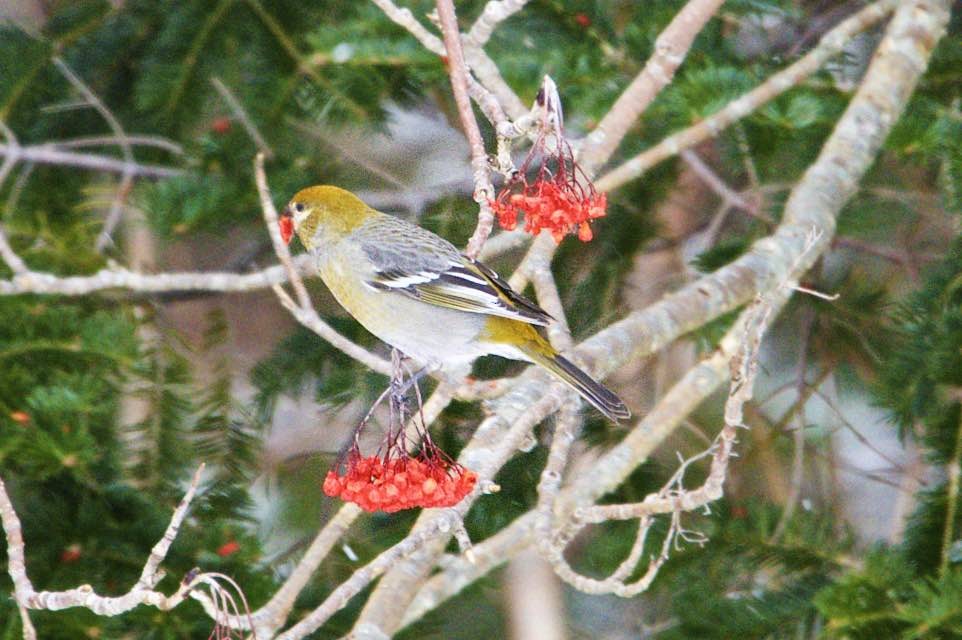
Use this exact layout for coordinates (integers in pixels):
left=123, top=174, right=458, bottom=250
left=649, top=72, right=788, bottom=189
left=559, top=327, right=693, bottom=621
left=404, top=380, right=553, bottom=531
left=0, top=0, right=961, bottom=637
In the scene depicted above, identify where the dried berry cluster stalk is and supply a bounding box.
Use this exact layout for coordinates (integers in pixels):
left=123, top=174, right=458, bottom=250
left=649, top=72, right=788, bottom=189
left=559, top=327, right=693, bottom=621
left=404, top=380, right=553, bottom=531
left=491, top=91, right=607, bottom=243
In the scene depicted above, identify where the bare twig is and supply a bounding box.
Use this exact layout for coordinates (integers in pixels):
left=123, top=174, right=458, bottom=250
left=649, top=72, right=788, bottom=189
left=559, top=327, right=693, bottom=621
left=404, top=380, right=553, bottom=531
left=369, top=0, right=527, bottom=120
left=506, top=231, right=554, bottom=293
left=940, top=408, right=962, bottom=577
left=191, top=506, right=365, bottom=637
left=254, top=153, right=393, bottom=376
left=435, top=0, right=497, bottom=259
left=0, top=142, right=183, bottom=179
left=533, top=401, right=583, bottom=541
left=370, top=0, right=445, bottom=54
left=4, top=162, right=34, bottom=221
left=463, top=46, right=527, bottom=119
left=465, top=0, right=530, bottom=47
left=0, top=124, right=31, bottom=278
left=681, top=149, right=773, bottom=224
left=476, top=228, right=529, bottom=261
left=504, top=550, right=565, bottom=640
left=790, top=284, right=839, bottom=301
left=53, top=134, right=184, bottom=155
left=51, top=58, right=137, bottom=252
left=17, top=603, right=35, bottom=640
left=0, top=227, right=29, bottom=275
left=211, top=76, right=275, bottom=159
left=811, top=385, right=924, bottom=485
left=0, top=120, right=20, bottom=188
left=0, top=255, right=315, bottom=296
left=527, top=251, right=572, bottom=351
left=0, top=465, right=206, bottom=616
left=833, top=235, right=922, bottom=279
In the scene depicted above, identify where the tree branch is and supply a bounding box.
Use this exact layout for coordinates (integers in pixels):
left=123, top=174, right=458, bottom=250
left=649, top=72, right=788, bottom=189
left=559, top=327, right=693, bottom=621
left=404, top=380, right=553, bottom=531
left=369, top=0, right=527, bottom=119
left=211, top=76, right=275, bottom=159
left=0, top=465, right=208, bottom=616
left=435, top=0, right=496, bottom=259
left=350, top=0, right=951, bottom=630
left=595, top=0, right=898, bottom=192
left=254, top=153, right=393, bottom=376
left=52, top=134, right=184, bottom=156
left=370, top=0, right=445, bottom=54
left=578, top=0, right=727, bottom=175
left=0, top=256, right=315, bottom=296
left=681, top=149, right=771, bottom=223
left=0, top=142, right=183, bottom=179
left=465, top=0, right=530, bottom=48
left=50, top=57, right=137, bottom=252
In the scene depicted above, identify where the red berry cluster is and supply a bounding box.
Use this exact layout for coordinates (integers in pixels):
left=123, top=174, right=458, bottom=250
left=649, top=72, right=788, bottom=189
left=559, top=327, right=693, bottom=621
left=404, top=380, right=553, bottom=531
left=491, top=180, right=607, bottom=243
left=490, top=104, right=607, bottom=243
left=323, top=451, right=477, bottom=513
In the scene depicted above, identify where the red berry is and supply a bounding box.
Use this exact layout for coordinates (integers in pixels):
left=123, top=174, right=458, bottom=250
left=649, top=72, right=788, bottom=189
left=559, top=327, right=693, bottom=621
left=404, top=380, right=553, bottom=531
left=578, top=222, right=593, bottom=242
left=60, top=544, right=82, bottom=563
left=575, top=13, right=591, bottom=27
left=210, top=117, right=232, bottom=134
left=217, top=540, right=241, bottom=557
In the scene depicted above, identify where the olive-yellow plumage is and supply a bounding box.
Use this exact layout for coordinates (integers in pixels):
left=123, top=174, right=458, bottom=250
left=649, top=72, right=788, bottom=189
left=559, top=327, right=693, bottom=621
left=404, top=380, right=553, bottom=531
left=281, top=185, right=630, bottom=422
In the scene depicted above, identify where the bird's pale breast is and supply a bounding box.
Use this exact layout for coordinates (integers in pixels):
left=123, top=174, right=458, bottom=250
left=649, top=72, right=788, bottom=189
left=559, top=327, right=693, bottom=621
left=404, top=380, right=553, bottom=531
left=316, top=244, right=489, bottom=366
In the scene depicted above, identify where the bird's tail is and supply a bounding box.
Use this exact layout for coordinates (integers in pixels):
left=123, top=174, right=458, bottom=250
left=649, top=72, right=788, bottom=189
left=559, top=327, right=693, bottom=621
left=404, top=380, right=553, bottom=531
left=519, top=338, right=631, bottom=423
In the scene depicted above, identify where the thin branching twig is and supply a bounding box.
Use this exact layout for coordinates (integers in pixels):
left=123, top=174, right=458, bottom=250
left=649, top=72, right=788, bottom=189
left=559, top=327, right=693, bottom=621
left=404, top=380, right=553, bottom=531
left=435, top=0, right=497, bottom=259
left=0, top=465, right=207, bottom=616
left=254, top=153, right=392, bottom=376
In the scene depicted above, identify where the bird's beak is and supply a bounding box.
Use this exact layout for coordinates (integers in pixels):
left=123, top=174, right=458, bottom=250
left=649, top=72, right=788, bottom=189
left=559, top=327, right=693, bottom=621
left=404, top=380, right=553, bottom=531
left=279, top=207, right=294, bottom=245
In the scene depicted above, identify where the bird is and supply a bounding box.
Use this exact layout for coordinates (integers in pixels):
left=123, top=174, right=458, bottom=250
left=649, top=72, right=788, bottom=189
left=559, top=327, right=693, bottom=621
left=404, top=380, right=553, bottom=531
left=279, top=185, right=630, bottom=422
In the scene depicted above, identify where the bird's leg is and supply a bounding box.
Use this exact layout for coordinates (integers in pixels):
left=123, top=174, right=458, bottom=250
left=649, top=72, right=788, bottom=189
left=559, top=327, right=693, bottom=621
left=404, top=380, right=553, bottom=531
left=389, top=349, right=409, bottom=432
left=402, top=360, right=430, bottom=444
left=354, top=350, right=418, bottom=432
left=388, top=352, right=435, bottom=416
left=389, top=354, right=440, bottom=452
left=350, top=351, right=438, bottom=459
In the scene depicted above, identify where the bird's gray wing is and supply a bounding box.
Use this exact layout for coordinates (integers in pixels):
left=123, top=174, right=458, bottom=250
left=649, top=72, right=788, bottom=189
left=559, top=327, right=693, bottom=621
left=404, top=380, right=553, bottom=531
left=353, top=214, right=552, bottom=326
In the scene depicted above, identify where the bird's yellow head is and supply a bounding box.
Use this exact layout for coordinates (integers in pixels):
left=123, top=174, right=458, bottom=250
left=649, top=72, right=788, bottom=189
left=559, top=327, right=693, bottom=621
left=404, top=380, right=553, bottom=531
left=280, top=185, right=371, bottom=248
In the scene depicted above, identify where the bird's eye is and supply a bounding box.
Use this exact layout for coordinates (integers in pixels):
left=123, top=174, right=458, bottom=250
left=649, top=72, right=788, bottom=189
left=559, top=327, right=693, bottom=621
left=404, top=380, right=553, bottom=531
left=294, top=203, right=304, bottom=213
